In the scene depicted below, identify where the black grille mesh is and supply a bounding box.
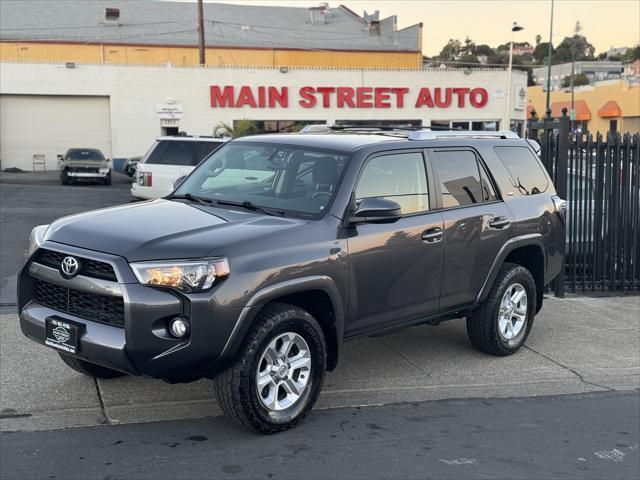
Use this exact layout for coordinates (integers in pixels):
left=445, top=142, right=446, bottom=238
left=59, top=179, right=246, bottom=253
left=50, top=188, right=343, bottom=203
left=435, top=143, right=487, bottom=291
left=37, top=249, right=117, bottom=281
left=33, top=279, right=125, bottom=327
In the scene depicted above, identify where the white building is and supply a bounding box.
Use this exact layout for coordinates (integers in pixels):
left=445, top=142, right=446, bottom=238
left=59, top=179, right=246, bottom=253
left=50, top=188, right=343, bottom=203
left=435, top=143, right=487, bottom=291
left=0, top=62, right=527, bottom=171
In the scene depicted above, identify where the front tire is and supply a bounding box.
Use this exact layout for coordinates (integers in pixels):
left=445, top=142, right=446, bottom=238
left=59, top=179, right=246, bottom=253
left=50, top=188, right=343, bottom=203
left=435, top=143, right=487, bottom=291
left=466, top=262, right=536, bottom=356
left=58, top=352, right=126, bottom=379
left=214, top=303, right=326, bottom=434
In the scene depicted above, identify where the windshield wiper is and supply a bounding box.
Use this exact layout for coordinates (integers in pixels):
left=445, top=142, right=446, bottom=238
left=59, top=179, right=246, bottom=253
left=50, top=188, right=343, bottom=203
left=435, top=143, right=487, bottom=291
left=214, top=199, right=285, bottom=217
left=168, top=193, right=213, bottom=206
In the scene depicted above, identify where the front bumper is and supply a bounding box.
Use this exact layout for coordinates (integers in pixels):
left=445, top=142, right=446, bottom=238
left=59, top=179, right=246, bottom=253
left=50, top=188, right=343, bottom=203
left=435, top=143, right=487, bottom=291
left=67, top=171, right=109, bottom=178
left=18, top=242, right=242, bottom=379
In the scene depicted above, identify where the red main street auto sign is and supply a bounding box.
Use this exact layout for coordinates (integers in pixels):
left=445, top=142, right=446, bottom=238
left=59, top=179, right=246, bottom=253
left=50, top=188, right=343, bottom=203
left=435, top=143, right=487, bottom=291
left=210, top=85, right=489, bottom=109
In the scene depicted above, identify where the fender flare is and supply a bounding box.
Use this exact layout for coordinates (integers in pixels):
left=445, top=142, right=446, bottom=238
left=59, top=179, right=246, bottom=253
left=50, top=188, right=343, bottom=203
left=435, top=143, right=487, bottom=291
left=475, top=234, right=546, bottom=305
left=218, top=275, right=345, bottom=368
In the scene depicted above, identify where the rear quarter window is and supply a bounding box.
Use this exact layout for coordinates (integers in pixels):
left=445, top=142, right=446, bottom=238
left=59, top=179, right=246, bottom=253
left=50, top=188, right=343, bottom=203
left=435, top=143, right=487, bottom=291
left=494, top=146, right=549, bottom=195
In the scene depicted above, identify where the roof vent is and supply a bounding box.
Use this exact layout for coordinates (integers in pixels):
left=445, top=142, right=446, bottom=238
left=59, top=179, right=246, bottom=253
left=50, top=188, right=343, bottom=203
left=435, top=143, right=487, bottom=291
left=363, top=10, right=381, bottom=35
left=104, top=8, right=120, bottom=25
left=309, top=5, right=327, bottom=25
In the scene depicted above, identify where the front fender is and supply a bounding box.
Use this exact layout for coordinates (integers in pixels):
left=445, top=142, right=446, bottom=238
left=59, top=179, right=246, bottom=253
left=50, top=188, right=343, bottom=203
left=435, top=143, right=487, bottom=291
left=216, top=275, right=345, bottom=368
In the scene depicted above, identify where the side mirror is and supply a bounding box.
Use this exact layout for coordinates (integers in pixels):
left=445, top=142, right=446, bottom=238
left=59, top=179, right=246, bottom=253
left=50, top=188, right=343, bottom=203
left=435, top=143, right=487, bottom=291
left=172, top=175, right=187, bottom=189
left=349, top=197, right=402, bottom=224
left=57, top=154, right=64, bottom=161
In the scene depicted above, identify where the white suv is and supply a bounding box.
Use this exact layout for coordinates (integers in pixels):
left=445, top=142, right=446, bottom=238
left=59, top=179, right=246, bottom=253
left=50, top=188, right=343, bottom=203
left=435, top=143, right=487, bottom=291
left=131, top=136, right=227, bottom=200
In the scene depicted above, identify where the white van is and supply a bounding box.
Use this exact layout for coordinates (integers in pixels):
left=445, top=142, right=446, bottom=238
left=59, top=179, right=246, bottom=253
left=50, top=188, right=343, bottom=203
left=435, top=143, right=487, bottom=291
left=131, top=136, right=227, bottom=200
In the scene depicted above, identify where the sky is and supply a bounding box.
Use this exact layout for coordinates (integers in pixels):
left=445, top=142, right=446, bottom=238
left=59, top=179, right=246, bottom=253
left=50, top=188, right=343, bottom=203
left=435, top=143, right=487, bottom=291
left=200, top=0, right=640, bottom=56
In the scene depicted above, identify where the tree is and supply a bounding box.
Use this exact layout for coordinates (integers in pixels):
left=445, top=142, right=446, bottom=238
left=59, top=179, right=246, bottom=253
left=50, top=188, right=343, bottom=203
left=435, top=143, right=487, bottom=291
left=473, top=44, right=494, bottom=57
left=533, top=42, right=553, bottom=64
left=624, top=45, right=640, bottom=62
left=438, top=38, right=462, bottom=61
left=214, top=119, right=260, bottom=138
left=561, top=72, right=590, bottom=88
left=554, top=35, right=595, bottom=63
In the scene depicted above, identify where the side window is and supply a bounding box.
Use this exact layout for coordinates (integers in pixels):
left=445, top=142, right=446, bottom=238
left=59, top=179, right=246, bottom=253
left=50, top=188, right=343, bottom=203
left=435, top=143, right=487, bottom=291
left=479, top=163, right=498, bottom=202
left=145, top=141, right=195, bottom=166
left=196, top=142, right=223, bottom=164
left=356, top=152, right=429, bottom=215
left=432, top=150, right=483, bottom=208
left=494, top=146, right=549, bottom=195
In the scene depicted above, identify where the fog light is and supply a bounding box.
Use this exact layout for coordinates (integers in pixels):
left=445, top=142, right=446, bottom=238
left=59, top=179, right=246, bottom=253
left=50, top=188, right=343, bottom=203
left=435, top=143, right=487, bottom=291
left=170, top=318, right=189, bottom=338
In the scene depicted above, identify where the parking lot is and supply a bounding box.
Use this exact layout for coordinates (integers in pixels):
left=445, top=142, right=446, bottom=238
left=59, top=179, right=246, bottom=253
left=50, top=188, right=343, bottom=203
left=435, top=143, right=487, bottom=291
left=1, top=171, right=638, bottom=478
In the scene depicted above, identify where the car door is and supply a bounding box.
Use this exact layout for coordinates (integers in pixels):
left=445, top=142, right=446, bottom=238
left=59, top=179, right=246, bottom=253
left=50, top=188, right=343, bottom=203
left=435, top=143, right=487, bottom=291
left=346, top=150, right=445, bottom=335
left=428, top=148, right=514, bottom=310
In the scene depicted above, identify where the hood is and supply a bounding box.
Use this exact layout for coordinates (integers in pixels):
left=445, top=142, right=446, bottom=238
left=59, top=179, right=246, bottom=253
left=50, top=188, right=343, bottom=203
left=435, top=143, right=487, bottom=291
left=46, top=200, right=307, bottom=261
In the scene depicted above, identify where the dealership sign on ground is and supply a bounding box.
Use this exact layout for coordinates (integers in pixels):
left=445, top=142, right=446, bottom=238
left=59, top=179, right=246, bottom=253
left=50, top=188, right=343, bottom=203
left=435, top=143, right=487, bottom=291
left=210, top=85, right=489, bottom=109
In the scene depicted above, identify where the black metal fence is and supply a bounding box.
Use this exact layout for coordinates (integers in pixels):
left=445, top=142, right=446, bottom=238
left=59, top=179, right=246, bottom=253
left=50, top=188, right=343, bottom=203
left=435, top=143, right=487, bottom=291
left=528, top=108, right=640, bottom=295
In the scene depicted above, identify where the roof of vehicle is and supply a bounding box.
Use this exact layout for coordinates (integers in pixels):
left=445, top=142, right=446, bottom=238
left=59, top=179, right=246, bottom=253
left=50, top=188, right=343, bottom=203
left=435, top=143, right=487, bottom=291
left=232, top=131, right=527, bottom=152
left=233, top=134, right=402, bottom=151
left=67, top=147, right=103, bottom=152
left=156, top=136, right=227, bottom=142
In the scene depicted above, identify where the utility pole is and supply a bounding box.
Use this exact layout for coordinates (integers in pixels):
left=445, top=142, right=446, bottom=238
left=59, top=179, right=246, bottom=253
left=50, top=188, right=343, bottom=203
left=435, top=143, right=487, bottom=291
left=569, top=21, right=581, bottom=129
left=545, top=0, right=555, bottom=113
left=504, top=21, right=524, bottom=133
left=197, top=0, right=206, bottom=65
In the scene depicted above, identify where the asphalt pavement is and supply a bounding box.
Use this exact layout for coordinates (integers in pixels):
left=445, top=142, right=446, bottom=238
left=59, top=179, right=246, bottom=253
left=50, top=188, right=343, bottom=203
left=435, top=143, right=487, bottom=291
left=1, top=172, right=639, bottom=479
left=2, top=391, right=638, bottom=480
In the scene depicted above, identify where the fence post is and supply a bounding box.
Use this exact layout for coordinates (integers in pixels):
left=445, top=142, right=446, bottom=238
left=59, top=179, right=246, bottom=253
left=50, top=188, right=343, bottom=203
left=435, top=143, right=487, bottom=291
left=553, top=108, right=570, bottom=298
left=527, top=109, right=539, bottom=140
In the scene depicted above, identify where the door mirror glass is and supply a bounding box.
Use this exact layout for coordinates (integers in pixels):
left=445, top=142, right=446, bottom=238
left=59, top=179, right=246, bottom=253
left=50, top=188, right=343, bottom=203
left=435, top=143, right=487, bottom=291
left=350, top=197, right=402, bottom=224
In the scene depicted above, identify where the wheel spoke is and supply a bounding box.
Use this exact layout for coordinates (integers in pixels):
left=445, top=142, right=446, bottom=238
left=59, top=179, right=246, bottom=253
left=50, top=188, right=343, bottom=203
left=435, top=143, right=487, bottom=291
left=511, top=289, right=525, bottom=304
left=262, top=385, right=277, bottom=410
left=282, top=378, right=302, bottom=396
left=257, top=370, right=273, bottom=389
left=289, top=352, right=311, bottom=371
left=263, top=345, right=278, bottom=365
left=279, top=334, right=293, bottom=356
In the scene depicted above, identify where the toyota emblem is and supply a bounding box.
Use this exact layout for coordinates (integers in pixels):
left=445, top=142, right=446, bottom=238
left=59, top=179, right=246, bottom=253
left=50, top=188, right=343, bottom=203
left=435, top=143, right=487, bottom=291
left=61, top=256, right=80, bottom=278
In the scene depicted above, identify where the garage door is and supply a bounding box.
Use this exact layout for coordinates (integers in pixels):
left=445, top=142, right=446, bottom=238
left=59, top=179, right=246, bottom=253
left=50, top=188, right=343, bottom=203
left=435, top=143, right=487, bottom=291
left=0, top=95, right=111, bottom=171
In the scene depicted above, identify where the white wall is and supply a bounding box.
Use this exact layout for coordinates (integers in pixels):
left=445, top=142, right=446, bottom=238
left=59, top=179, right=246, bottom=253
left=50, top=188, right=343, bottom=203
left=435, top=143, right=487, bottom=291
left=0, top=62, right=527, bottom=164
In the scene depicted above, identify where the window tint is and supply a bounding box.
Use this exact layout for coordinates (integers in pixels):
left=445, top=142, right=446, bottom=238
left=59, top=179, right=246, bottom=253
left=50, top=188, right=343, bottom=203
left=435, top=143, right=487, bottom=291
left=494, top=146, right=549, bottom=195
left=356, top=152, right=429, bottom=215
left=432, top=150, right=483, bottom=208
left=197, top=141, right=224, bottom=163
left=479, top=163, right=498, bottom=202
left=145, top=141, right=197, bottom=166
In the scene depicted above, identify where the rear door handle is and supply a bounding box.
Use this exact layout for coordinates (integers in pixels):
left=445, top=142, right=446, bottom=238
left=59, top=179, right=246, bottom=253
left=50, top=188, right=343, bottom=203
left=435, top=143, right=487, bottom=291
left=422, top=227, right=443, bottom=243
left=489, top=216, right=510, bottom=229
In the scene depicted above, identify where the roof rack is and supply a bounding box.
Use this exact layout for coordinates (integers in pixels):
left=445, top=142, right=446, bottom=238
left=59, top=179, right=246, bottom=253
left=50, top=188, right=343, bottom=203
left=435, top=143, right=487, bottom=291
left=408, top=130, right=520, bottom=141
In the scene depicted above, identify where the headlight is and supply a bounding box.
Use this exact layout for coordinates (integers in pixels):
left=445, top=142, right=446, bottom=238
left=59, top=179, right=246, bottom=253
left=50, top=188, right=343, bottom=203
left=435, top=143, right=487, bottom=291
left=130, top=258, right=230, bottom=292
left=27, top=224, right=50, bottom=256
left=99, top=168, right=110, bottom=174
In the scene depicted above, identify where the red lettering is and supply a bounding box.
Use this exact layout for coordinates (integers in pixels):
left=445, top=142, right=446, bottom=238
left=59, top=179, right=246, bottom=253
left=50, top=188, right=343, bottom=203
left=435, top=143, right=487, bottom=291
left=257, top=86, right=266, bottom=108
left=235, top=86, right=257, bottom=108
left=415, top=88, right=434, bottom=108
left=434, top=88, right=452, bottom=108
left=356, top=87, right=373, bottom=108
left=452, top=87, right=470, bottom=107
left=210, top=85, right=235, bottom=108
left=390, top=87, right=409, bottom=108
left=374, top=88, right=391, bottom=108
left=337, top=87, right=355, bottom=108
left=298, top=86, right=316, bottom=108
left=268, top=86, right=288, bottom=108
left=316, top=87, right=335, bottom=108
left=470, top=88, right=488, bottom=108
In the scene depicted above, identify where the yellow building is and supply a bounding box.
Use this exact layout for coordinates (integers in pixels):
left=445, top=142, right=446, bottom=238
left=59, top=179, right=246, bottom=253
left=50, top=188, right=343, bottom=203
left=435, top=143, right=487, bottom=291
left=0, top=1, right=422, bottom=69
left=527, top=80, right=640, bottom=135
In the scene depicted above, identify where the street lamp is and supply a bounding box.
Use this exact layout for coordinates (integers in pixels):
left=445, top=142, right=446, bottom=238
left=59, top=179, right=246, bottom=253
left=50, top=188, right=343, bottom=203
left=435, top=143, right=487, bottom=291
left=504, top=21, right=524, bottom=133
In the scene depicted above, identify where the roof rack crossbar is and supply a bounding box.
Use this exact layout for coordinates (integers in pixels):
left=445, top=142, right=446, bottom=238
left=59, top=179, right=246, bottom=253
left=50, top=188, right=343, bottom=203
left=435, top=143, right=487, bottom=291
left=407, top=130, right=520, bottom=141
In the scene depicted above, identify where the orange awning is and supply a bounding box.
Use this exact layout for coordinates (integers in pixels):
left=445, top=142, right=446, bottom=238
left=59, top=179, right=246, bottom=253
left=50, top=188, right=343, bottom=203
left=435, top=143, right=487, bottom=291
left=597, top=100, right=622, bottom=118
left=550, top=100, right=591, bottom=121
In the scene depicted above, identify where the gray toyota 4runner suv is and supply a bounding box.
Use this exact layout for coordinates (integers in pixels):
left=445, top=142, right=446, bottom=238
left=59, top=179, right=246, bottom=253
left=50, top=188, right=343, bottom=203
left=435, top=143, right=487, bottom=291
left=19, top=130, right=565, bottom=433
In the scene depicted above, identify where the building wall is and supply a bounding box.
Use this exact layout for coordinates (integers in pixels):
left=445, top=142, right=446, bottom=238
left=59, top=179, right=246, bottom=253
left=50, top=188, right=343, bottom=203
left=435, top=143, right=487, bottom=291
left=0, top=42, right=421, bottom=68
left=527, top=81, right=640, bottom=134
left=0, top=62, right=526, bottom=170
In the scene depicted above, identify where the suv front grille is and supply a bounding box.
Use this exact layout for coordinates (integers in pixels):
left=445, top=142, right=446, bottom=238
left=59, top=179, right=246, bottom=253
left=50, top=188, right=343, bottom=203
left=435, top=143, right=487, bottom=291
left=37, top=249, right=117, bottom=281
left=70, top=166, right=99, bottom=173
left=32, top=279, right=125, bottom=327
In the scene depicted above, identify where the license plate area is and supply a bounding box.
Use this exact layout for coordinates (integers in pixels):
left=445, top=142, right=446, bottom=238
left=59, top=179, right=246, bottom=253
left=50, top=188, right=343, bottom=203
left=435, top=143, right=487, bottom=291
left=45, top=317, right=82, bottom=354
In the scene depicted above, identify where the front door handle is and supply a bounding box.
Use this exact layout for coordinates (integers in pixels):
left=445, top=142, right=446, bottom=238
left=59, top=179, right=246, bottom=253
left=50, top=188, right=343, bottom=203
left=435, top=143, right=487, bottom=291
left=489, top=216, right=510, bottom=229
left=422, top=227, right=444, bottom=243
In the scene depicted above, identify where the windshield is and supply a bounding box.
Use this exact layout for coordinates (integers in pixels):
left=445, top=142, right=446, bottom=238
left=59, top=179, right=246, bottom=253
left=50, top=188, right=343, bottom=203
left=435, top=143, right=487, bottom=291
left=174, top=142, right=349, bottom=218
left=67, top=149, right=104, bottom=161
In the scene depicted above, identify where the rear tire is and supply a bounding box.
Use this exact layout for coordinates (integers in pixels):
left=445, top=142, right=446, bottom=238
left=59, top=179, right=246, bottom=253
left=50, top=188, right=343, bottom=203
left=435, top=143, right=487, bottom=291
left=214, top=303, right=326, bottom=434
left=58, top=352, right=125, bottom=379
left=466, top=262, right=536, bottom=356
